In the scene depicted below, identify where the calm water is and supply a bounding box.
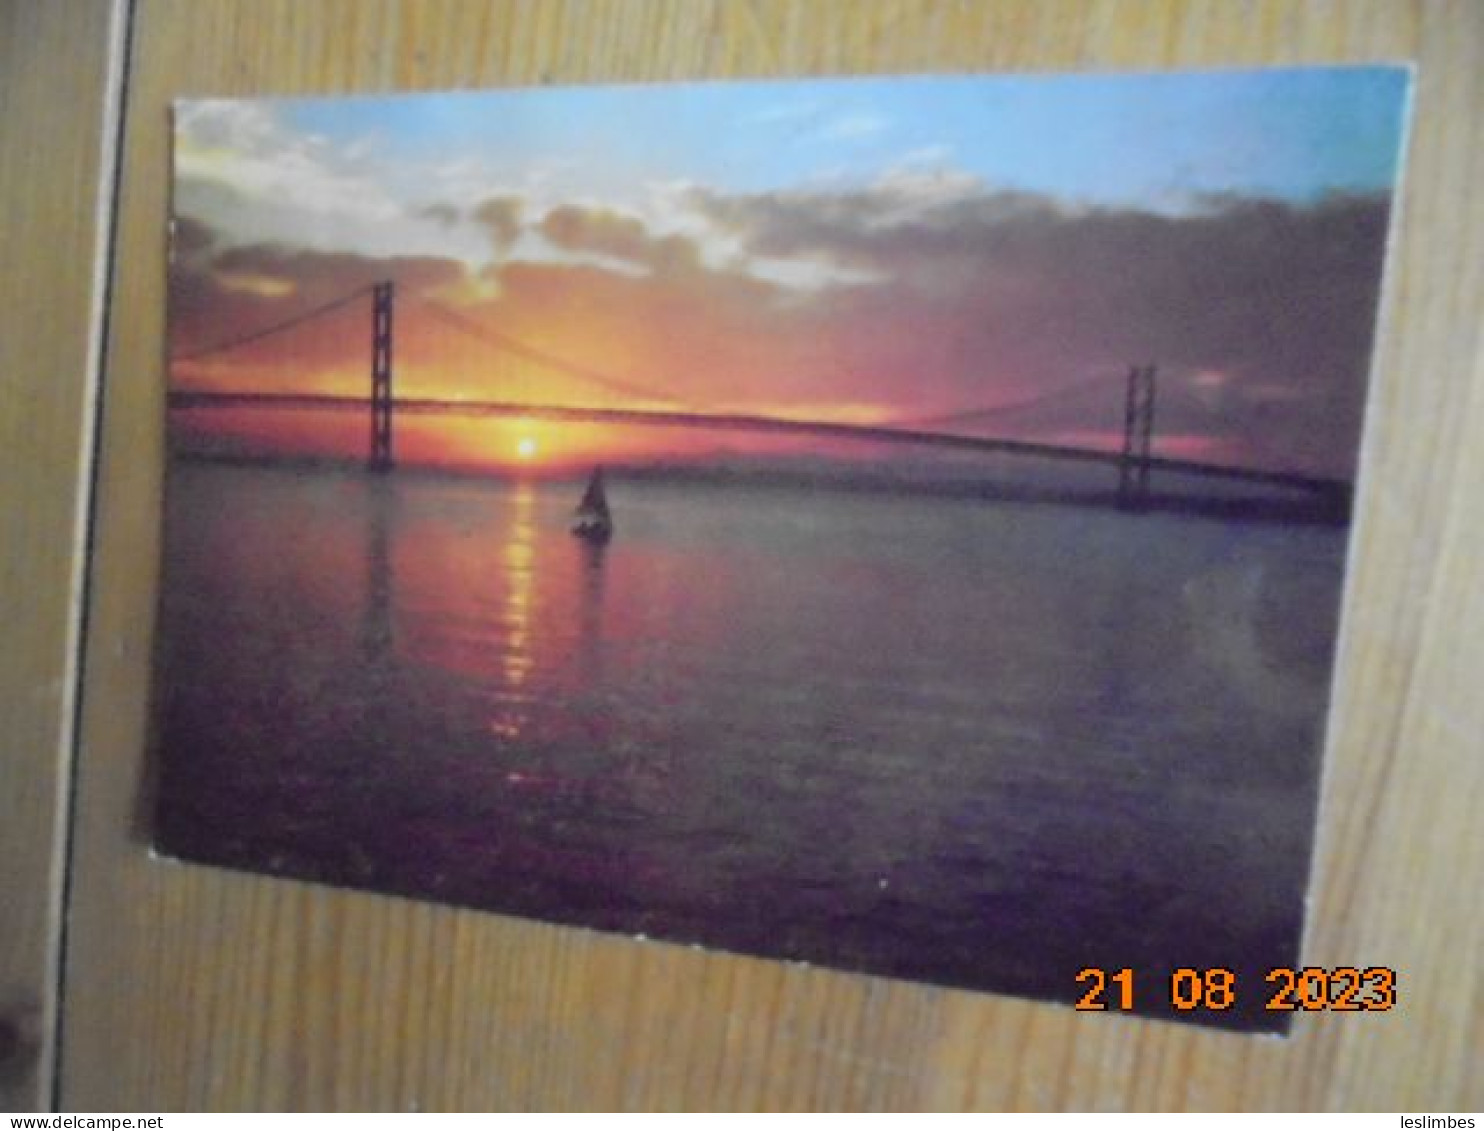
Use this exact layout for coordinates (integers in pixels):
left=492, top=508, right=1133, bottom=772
left=154, top=460, right=1345, bottom=1029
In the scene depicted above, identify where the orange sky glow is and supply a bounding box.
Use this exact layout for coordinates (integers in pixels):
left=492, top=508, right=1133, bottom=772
left=166, top=77, right=1409, bottom=481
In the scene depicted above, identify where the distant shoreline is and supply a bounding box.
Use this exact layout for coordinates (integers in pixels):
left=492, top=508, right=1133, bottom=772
left=170, top=448, right=1351, bottom=527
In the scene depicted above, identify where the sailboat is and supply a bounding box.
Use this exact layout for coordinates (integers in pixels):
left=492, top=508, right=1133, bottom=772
left=571, top=465, right=614, bottom=542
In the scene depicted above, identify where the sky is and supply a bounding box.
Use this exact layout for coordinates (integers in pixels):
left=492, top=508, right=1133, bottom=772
left=170, top=67, right=1410, bottom=476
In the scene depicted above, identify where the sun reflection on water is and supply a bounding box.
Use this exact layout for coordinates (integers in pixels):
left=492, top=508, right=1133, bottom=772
left=500, top=481, right=538, bottom=691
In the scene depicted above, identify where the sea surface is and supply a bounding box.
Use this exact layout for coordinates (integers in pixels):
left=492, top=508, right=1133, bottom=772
left=153, top=459, right=1347, bottom=1030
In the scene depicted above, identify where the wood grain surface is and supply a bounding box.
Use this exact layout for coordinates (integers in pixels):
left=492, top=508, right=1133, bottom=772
left=56, top=0, right=1484, bottom=1110
left=0, top=0, right=125, bottom=1112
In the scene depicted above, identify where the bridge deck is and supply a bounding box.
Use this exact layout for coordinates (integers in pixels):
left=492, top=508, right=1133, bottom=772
left=168, top=391, right=1351, bottom=498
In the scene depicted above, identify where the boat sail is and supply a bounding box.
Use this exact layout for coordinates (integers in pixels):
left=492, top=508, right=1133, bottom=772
left=571, top=465, right=613, bottom=541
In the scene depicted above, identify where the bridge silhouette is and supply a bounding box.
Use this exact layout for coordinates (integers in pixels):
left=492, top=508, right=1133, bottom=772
left=169, top=280, right=1351, bottom=509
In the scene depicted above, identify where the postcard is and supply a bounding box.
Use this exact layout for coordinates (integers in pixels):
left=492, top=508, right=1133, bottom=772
left=156, top=68, right=1411, bottom=1031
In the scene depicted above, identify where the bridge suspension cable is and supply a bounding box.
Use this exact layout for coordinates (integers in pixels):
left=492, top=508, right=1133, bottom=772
left=412, top=296, right=690, bottom=407
left=894, top=371, right=1117, bottom=429
left=1154, top=379, right=1318, bottom=474
left=166, top=277, right=1342, bottom=497
left=172, top=285, right=375, bottom=363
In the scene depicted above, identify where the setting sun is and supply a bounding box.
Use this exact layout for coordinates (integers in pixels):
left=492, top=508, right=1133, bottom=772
left=516, top=436, right=538, bottom=460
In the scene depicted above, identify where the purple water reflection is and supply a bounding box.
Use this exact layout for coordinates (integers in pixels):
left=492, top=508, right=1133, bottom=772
left=154, top=460, right=1343, bottom=1031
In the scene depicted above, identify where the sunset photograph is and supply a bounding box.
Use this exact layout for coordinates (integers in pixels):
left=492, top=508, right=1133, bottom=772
left=154, top=68, right=1409, bottom=1030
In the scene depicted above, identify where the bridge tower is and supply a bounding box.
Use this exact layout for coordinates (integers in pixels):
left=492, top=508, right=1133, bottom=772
left=1118, top=363, right=1156, bottom=508
left=369, top=280, right=395, bottom=472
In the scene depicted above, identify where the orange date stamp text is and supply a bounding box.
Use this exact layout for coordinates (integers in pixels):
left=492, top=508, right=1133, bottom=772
left=1074, top=966, right=1397, bottom=1013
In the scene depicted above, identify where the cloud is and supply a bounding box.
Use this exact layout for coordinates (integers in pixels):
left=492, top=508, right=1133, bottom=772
left=675, top=184, right=1391, bottom=474
left=176, top=101, right=399, bottom=232
left=897, top=144, right=954, bottom=167
left=819, top=113, right=890, bottom=141
left=538, top=204, right=701, bottom=276
left=472, top=196, right=525, bottom=251
left=742, top=100, right=821, bottom=126
left=540, top=205, right=651, bottom=263
left=175, top=102, right=500, bottom=269
left=170, top=214, right=216, bottom=258
left=169, top=226, right=469, bottom=393
left=171, top=180, right=1393, bottom=478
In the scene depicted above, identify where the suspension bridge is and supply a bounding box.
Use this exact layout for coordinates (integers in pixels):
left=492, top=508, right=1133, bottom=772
left=169, top=280, right=1352, bottom=510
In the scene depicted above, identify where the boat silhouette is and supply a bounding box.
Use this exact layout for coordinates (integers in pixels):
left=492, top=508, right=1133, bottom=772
left=571, top=465, right=613, bottom=542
